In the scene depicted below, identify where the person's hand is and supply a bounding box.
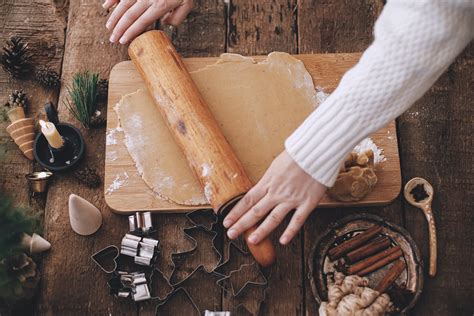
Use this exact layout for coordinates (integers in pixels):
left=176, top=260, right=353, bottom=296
left=223, top=150, right=327, bottom=245
left=103, top=0, right=193, bottom=44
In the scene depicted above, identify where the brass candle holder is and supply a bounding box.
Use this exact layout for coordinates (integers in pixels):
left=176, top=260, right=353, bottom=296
left=26, top=171, right=53, bottom=193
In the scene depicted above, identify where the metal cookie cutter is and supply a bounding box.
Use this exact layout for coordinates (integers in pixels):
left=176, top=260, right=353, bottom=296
left=215, top=242, right=254, bottom=276
left=156, top=265, right=226, bottom=315
left=155, top=287, right=200, bottom=315
left=122, top=212, right=159, bottom=266
left=213, top=241, right=269, bottom=315
left=121, top=233, right=160, bottom=266
left=108, top=271, right=152, bottom=302
left=205, top=311, right=231, bottom=316
left=91, top=245, right=120, bottom=274
left=92, top=213, right=160, bottom=303
left=148, top=267, right=174, bottom=301
left=217, top=262, right=268, bottom=297
left=169, top=226, right=222, bottom=284
left=129, top=211, right=154, bottom=235
left=186, top=208, right=218, bottom=231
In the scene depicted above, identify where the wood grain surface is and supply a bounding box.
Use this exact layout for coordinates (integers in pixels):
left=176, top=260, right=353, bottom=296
left=0, top=0, right=472, bottom=315
left=35, top=1, right=136, bottom=315
left=105, top=53, right=401, bottom=213
left=0, top=1, right=66, bottom=314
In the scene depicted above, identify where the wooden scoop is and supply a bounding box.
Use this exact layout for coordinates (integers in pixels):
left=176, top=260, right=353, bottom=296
left=403, top=177, right=437, bottom=277
left=129, top=30, right=275, bottom=267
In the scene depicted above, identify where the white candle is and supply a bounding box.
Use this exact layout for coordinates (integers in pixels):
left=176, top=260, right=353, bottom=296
left=39, top=120, right=64, bottom=149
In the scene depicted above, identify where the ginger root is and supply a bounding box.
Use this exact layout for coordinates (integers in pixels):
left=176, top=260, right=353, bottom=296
left=328, top=150, right=378, bottom=202
left=319, top=272, right=393, bottom=316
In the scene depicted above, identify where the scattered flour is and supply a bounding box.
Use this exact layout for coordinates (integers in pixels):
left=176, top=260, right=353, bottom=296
left=107, top=151, right=118, bottom=161
left=354, top=138, right=386, bottom=164
left=315, top=88, right=329, bottom=106
left=386, top=130, right=395, bottom=140
left=201, top=163, right=213, bottom=177
left=106, top=129, right=118, bottom=145
left=184, top=195, right=210, bottom=205
left=204, top=183, right=213, bottom=202
left=106, top=126, right=123, bottom=146
left=105, top=172, right=129, bottom=194
left=122, top=113, right=148, bottom=175
left=159, top=176, right=175, bottom=189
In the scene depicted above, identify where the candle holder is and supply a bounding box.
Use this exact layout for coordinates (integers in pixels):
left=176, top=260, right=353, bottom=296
left=33, top=103, right=85, bottom=172
left=26, top=171, right=53, bottom=193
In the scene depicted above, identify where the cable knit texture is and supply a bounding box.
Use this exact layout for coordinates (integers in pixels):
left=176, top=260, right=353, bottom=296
left=285, top=0, right=473, bottom=187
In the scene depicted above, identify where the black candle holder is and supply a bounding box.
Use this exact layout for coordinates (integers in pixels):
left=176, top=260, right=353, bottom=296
left=33, top=102, right=85, bottom=172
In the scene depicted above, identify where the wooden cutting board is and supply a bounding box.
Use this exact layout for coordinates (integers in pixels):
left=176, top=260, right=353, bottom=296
left=105, top=53, right=401, bottom=214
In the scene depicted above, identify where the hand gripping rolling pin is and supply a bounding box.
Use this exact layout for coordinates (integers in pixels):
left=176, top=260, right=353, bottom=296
left=129, top=30, right=276, bottom=267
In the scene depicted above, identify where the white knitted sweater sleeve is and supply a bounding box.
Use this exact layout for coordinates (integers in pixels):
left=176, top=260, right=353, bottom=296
left=285, top=0, right=473, bottom=187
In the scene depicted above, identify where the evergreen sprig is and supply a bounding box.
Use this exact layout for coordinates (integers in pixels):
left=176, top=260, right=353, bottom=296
left=0, top=147, right=39, bottom=305
left=63, top=70, right=99, bottom=128
left=0, top=194, right=35, bottom=259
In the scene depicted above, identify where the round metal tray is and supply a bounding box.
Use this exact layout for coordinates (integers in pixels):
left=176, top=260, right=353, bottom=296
left=308, top=213, right=423, bottom=313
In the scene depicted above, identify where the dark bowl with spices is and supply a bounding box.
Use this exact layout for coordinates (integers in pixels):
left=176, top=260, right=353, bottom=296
left=308, top=213, right=423, bottom=314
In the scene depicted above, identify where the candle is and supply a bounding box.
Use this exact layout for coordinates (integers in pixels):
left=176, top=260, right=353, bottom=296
left=39, top=120, right=64, bottom=149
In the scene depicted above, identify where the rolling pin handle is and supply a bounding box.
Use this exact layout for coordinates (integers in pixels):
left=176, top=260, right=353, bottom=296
left=220, top=195, right=276, bottom=268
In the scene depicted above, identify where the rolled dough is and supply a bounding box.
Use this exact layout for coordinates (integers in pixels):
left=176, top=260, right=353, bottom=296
left=116, top=52, right=318, bottom=205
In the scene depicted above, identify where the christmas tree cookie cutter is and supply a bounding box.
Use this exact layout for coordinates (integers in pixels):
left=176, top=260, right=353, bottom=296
left=216, top=261, right=268, bottom=297
left=155, top=265, right=226, bottom=314
left=169, top=225, right=222, bottom=284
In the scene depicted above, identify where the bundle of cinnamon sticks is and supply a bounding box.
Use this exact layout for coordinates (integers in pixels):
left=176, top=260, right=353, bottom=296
left=329, top=225, right=405, bottom=278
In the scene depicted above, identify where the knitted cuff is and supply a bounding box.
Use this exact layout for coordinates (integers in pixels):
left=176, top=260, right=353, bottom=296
left=285, top=94, right=366, bottom=187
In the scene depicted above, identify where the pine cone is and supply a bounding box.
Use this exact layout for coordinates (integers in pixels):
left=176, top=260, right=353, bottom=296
left=1, top=36, right=33, bottom=79
left=97, top=78, right=108, bottom=101
left=89, top=114, right=106, bottom=128
left=7, top=89, right=29, bottom=112
left=35, top=66, right=60, bottom=90
left=74, top=167, right=101, bottom=188
left=2, top=253, right=40, bottom=299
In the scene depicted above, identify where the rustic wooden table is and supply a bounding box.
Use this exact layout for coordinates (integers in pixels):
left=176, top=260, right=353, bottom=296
left=1, top=1, right=472, bottom=315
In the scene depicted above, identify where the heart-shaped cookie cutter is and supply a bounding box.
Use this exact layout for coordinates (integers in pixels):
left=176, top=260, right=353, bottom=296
left=91, top=245, right=120, bottom=274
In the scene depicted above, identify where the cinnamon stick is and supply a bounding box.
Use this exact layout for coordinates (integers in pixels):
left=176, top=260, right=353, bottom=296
left=346, top=246, right=402, bottom=275
left=355, top=247, right=403, bottom=276
left=328, top=225, right=383, bottom=260
left=345, top=236, right=391, bottom=264
left=375, top=259, right=406, bottom=293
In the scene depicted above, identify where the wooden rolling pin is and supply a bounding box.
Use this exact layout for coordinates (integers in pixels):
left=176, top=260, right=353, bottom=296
left=129, top=30, right=275, bottom=267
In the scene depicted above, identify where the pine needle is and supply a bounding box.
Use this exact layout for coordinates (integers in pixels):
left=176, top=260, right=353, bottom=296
left=0, top=194, right=35, bottom=259
left=63, top=70, right=99, bottom=128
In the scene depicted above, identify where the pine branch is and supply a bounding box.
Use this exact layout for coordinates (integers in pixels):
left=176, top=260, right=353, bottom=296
left=0, top=194, right=36, bottom=259
left=63, top=70, right=99, bottom=128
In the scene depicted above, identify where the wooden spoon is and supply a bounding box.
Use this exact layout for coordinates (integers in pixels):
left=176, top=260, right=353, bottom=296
left=403, top=177, right=437, bottom=277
